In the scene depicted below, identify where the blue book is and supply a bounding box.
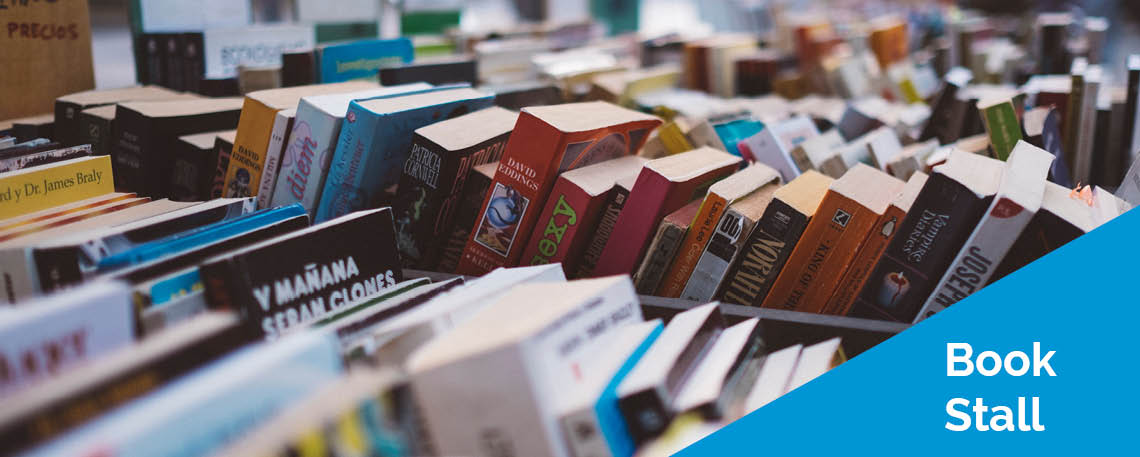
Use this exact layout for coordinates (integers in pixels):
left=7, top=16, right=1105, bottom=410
left=317, top=38, right=414, bottom=83
left=95, top=204, right=309, bottom=273
left=314, top=85, right=494, bottom=222
left=713, top=119, right=764, bottom=157
left=20, top=330, right=344, bottom=457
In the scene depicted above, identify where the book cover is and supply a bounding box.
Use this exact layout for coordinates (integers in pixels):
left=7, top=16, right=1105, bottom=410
left=0, top=155, right=114, bottom=220
left=718, top=170, right=832, bottom=307
left=577, top=174, right=636, bottom=279
left=916, top=142, right=1053, bottom=322
left=738, top=127, right=799, bottom=182
left=760, top=164, right=905, bottom=313
left=519, top=156, right=647, bottom=277
left=200, top=24, right=315, bottom=79
left=395, top=107, right=517, bottom=269
left=254, top=108, right=295, bottom=209
left=849, top=151, right=1005, bottom=322
left=458, top=102, right=661, bottom=275
left=437, top=162, right=496, bottom=273
left=632, top=198, right=702, bottom=294
left=221, top=82, right=378, bottom=200
left=170, top=130, right=230, bottom=201
left=979, top=96, right=1023, bottom=161
left=270, top=83, right=433, bottom=215
left=113, top=98, right=243, bottom=198
left=317, top=38, right=414, bottom=83
left=200, top=208, right=402, bottom=340
left=316, top=86, right=495, bottom=223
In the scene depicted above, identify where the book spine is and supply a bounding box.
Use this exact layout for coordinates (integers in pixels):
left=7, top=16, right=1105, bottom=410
left=681, top=209, right=756, bottom=302
left=271, top=102, right=336, bottom=215
left=314, top=102, right=383, bottom=222
left=632, top=220, right=686, bottom=294
left=575, top=185, right=630, bottom=279
left=0, top=249, right=39, bottom=304
left=981, top=101, right=1022, bottom=161
left=437, top=168, right=495, bottom=273
left=82, top=113, right=114, bottom=156
left=657, top=195, right=727, bottom=298
left=916, top=196, right=1034, bottom=322
left=53, top=101, right=82, bottom=147
left=0, top=156, right=114, bottom=219
left=168, top=143, right=205, bottom=202
left=1064, top=71, right=1085, bottom=169
left=1073, top=76, right=1100, bottom=184
left=112, top=109, right=153, bottom=196
left=821, top=206, right=904, bottom=315
left=919, top=82, right=962, bottom=144
left=718, top=199, right=809, bottom=307
left=210, top=137, right=234, bottom=199
left=256, top=113, right=293, bottom=209
left=849, top=175, right=994, bottom=322
left=519, top=180, right=601, bottom=276
left=560, top=406, right=611, bottom=457
left=1127, top=59, right=1140, bottom=161
left=223, top=99, right=275, bottom=199
left=594, top=171, right=673, bottom=279
left=164, top=34, right=187, bottom=91
left=0, top=145, right=90, bottom=173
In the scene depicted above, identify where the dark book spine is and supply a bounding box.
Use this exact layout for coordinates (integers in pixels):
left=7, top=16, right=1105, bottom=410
left=80, top=113, right=114, bottom=156
left=183, top=33, right=205, bottom=94
left=53, top=101, right=83, bottom=147
left=436, top=170, right=495, bottom=273
left=169, top=142, right=210, bottom=201
left=1091, top=106, right=1114, bottom=187
left=988, top=211, right=1083, bottom=285
left=1125, top=61, right=1140, bottom=164
left=111, top=109, right=154, bottom=196
left=138, top=33, right=166, bottom=85
left=960, top=97, right=985, bottom=139
left=0, top=319, right=257, bottom=455
left=163, top=34, right=186, bottom=91
left=718, top=199, right=810, bottom=307
left=574, top=184, right=630, bottom=278
left=281, top=50, right=316, bottom=87
left=200, top=257, right=252, bottom=314
left=849, top=174, right=994, bottom=322
left=919, top=82, right=963, bottom=144
left=211, top=137, right=233, bottom=199
left=31, top=247, right=84, bottom=294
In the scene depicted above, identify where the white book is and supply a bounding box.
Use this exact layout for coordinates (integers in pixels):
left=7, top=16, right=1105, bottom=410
left=0, top=281, right=133, bottom=397
left=790, top=129, right=846, bottom=178
left=1073, top=65, right=1102, bottom=184
left=740, top=127, right=800, bottom=182
left=738, top=344, right=802, bottom=418
left=256, top=108, right=295, bottom=209
left=769, top=115, right=820, bottom=151
left=270, top=83, right=432, bottom=215
left=201, top=24, right=315, bottom=78
left=673, top=318, right=763, bottom=418
left=21, top=330, right=343, bottom=457
left=916, top=141, right=1054, bottom=322
left=786, top=338, right=843, bottom=393
left=409, top=276, right=643, bottom=457
left=1115, top=155, right=1140, bottom=206
left=887, top=138, right=939, bottom=181
left=865, top=127, right=904, bottom=171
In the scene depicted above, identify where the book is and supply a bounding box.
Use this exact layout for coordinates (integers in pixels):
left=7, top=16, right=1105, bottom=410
left=916, top=142, right=1054, bottom=322
left=200, top=208, right=402, bottom=340
left=199, top=24, right=315, bottom=79
left=316, top=38, right=414, bottom=83
left=1072, top=65, right=1102, bottom=185
left=849, top=150, right=1005, bottom=322
left=719, top=170, right=832, bottom=307
left=458, top=101, right=661, bottom=275
left=519, top=156, right=647, bottom=276
left=238, top=65, right=283, bottom=94
left=54, top=85, right=184, bottom=147
left=270, top=83, right=433, bottom=215
left=210, top=130, right=236, bottom=199
left=822, top=171, right=928, bottom=316
left=864, top=127, right=904, bottom=172
left=735, top=344, right=802, bottom=419
left=321, top=278, right=461, bottom=349
left=978, top=95, right=1023, bottom=161
left=0, top=197, right=148, bottom=244
left=437, top=161, right=497, bottom=273
left=673, top=318, right=764, bottom=419
left=396, top=107, right=517, bottom=269
left=0, top=155, right=114, bottom=220
left=681, top=176, right=782, bottom=302
left=281, top=49, right=316, bottom=87
left=886, top=138, right=938, bottom=181
left=170, top=130, right=231, bottom=201
left=113, top=98, right=244, bottom=197
left=760, top=164, right=905, bottom=313
left=577, top=173, right=636, bottom=279
left=410, top=276, right=643, bottom=457
left=919, top=68, right=971, bottom=144
left=1125, top=55, right=1140, bottom=164
left=379, top=55, right=479, bottom=86
left=594, top=147, right=741, bottom=279
left=789, top=129, right=846, bottom=178
left=617, top=302, right=724, bottom=444
left=485, top=81, right=565, bottom=110
left=222, top=81, right=378, bottom=200
left=0, top=281, right=133, bottom=398
left=737, top=127, right=799, bottom=182
left=1063, top=58, right=1087, bottom=172
left=316, top=86, right=495, bottom=223
left=785, top=338, right=845, bottom=392
left=1118, top=155, right=1140, bottom=206
left=254, top=108, right=295, bottom=209
left=0, top=192, right=132, bottom=233
left=0, top=312, right=256, bottom=454
left=0, top=144, right=91, bottom=174
left=632, top=198, right=702, bottom=294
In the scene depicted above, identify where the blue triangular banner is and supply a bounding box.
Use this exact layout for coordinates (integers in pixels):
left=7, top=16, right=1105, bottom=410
left=680, top=207, right=1140, bottom=455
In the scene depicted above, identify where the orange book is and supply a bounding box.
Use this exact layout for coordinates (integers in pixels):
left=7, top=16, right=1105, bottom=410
left=868, top=17, right=908, bottom=69
left=760, top=164, right=904, bottom=313
left=656, top=163, right=780, bottom=298
left=821, top=171, right=928, bottom=315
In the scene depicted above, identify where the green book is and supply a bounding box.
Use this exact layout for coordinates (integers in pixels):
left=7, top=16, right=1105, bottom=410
left=978, top=97, right=1023, bottom=161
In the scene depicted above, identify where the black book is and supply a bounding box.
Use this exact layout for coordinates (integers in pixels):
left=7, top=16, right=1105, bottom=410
left=55, top=86, right=187, bottom=147
left=112, top=98, right=243, bottom=197
left=394, top=107, right=515, bottom=269
left=1022, top=106, right=1072, bottom=187
left=435, top=161, right=496, bottom=273
left=1037, top=13, right=1072, bottom=75
left=849, top=151, right=1004, bottom=322
left=211, top=130, right=236, bottom=198
left=989, top=182, right=1105, bottom=283
left=1126, top=55, right=1140, bottom=168
left=919, top=69, right=971, bottom=144
left=183, top=32, right=205, bottom=94
left=197, top=77, right=241, bottom=97
left=0, top=312, right=257, bottom=455
left=137, top=33, right=166, bottom=85
left=12, top=116, right=54, bottom=143
left=79, top=105, right=117, bottom=156
left=281, top=49, right=316, bottom=87
left=482, top=81, right=563, bottom=110
left=200, top=207, right=404, bottom=340
left=162, top=34, right=187, bottom=91
left=171, top=130, right=229, bottom=201
left=379, top=56, right=478, bottom=87
left=835, top=104, right=884, bottom=141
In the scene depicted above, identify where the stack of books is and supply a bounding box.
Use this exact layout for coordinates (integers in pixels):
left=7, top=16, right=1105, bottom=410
left=1, top=2, right=1138, bottom=456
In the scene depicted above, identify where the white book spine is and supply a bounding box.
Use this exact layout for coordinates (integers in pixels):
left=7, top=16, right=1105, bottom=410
left=914, top=195, right=1036, bottom=322
left=681, top=210, right=754, bottom=302
left=271, top=100, right=339, bottom=216
left=256, top=110, right=293, bottom=209
left=560, top=406, right=611, bottom=457
left=0, top=248, right=38, bottom=305
left=1074, top=73, right=1101, bottom=184
left=742, top=129, right=799, bottom=182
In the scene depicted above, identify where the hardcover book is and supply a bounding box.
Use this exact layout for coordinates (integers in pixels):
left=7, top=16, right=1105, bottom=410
left=270, top=83, right=433, bottom=215
left=577, top=173, right=636, bottom=279
left=519, top=155, right=647, bottom=276
left=719, top=170, right=832, bottom=307
left=849, top=150, right=1005, bottom=322
left=760, top=164, right=905, bottom=313
left=113, top=98, right=243, bottom=197
left=0, top=155, right=114, bottom=220
left=458, top=101, right=661, bottom=275
left=594, top=147, right=740, bottom=279
left=316, top=86, right=495, bottom=223
left=437, top=162, right=497, bottom=273
left=916, top=142, right=1054, bottom=322
left=396, top=107, right=517, bottom=269
left=317, top=38, right=414, bottom=83
left=632, top=198, right=703, bottom=294
left=200, top=207, right=402, bottom=340
left=54, top=85, right=184, bottom=147
left=222, top=81, right=378, bottom=200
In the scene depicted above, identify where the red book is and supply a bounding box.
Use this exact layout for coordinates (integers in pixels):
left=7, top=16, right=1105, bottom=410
left=519, top=155, right=647, bottom=276
left=592, top=147, right=742, bottom=277
left=456, top=102, right=661, bottom=275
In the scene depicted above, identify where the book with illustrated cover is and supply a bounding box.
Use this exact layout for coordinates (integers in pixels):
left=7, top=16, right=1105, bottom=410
left=0, top=155, right=114, bottom=220
left=396, top=107, right=517, bottom=269
left=458, top=102, right=661, bottom=275
left=437, top=161, right=497, bottom=273
left=316, top=86, right=495, bottom=223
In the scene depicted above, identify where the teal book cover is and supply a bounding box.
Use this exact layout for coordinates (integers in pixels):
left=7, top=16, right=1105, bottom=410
left=317, top=38, right=414, bottom=83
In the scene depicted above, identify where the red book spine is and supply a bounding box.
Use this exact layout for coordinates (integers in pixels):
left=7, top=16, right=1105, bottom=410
left=518, top=178, right=608, bottom=275
left=737, top=139, right=756, bottom=163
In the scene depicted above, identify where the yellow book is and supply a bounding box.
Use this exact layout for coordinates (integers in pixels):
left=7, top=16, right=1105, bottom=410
left=0, top=156, right=114, bottom=219
left=221, top=81, right=377, bottom=198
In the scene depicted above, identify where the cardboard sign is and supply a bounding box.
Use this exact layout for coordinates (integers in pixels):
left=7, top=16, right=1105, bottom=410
left=1, top=0, right=95, bottom=119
